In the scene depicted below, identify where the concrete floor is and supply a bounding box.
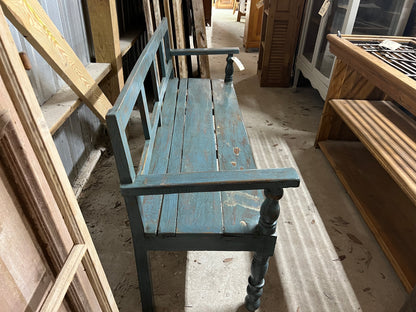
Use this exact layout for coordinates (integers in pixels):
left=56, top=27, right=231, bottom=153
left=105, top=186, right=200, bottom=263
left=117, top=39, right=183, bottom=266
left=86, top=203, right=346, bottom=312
left=79, top=8, right=408, bottom=312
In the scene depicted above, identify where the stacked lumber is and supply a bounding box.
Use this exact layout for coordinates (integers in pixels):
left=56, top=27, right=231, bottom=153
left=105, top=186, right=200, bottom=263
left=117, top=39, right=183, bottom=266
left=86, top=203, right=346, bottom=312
left=143, top=0, right=210, bottom=78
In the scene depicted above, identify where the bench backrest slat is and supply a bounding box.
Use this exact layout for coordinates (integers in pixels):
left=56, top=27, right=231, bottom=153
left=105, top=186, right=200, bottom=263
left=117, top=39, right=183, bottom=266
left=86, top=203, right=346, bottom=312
left=107, top=19, right=172, bottom=184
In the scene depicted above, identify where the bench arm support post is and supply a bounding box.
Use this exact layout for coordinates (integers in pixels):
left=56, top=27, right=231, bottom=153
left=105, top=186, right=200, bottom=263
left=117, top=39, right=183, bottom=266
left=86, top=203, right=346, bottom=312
left=245, top=188, right=283, bottom=312
left=225, top=54, right=234, bottom=83
left=170, top=48, right=239, bottom=82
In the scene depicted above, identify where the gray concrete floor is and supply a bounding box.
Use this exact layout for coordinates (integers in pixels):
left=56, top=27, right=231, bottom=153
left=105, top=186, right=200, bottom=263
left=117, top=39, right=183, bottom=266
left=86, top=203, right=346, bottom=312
left=79, top=8, right=408, bottom=312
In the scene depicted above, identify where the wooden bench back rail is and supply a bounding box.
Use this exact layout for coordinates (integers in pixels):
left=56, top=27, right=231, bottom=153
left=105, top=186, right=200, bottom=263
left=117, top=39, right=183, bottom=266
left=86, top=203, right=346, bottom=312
left=107, top=18, right=240, bottom=185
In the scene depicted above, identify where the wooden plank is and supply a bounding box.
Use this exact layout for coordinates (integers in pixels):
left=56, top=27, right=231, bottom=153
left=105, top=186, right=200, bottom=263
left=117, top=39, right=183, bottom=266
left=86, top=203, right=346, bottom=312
left=122, top=168, right=300, bottom=196
left=41, top=63, right=111, bottom=135
left=315, top=59, right=385, bottom=145
left=0, top=6, right=118, bottom=311
left=152, top=0, right=162, bottom=27
left=329, top=100, right=416, bottom=206
left=143, top=0, right=154, bottom=38
left=177, top=79, right=221, bottom=233
left=319, top=140, right=416, bottom=291
left=0, top=76, right=99, bottom=310
left=159, top=79, right=188, bottom=235
left=139, top=78, right=179, bottom=234
left=211, top=80, right=262, bottom=234
left=86, top=0, right=124, bottom=104
left=0, top=0, right=112, bottom=123
left=163, top=0, right=177, bottom=74
left=119, top=30, right=140, bottom=56
left=40, top=244, right=87, bottom=312
left=191, top=0, right=210, bottom=78
left=172, top=0, right=188, bottom=78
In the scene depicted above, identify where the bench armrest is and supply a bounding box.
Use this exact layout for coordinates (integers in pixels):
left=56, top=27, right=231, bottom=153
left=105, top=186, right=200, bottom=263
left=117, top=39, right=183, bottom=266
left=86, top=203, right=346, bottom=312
left=120, top=168, right=300, bottom=197
left=170, top=48, right=239, bottom=56
left=170, top=48, right=240, bottom=83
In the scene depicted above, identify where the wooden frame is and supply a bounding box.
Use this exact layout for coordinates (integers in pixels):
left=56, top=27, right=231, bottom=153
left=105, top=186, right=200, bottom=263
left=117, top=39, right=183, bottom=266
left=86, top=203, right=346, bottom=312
left=0, top=0, right=112, bottom=123
left=0, top=5, right=117, bottom=311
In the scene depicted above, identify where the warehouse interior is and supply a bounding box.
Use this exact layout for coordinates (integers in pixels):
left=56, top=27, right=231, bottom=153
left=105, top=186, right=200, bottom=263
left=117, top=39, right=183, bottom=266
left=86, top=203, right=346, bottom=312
left=1, top=1, right=416, bottom=311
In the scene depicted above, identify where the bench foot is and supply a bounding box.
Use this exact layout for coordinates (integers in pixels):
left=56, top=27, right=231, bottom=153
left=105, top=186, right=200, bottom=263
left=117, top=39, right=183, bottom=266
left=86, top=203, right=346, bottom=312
left=245, top=253, right=269, bottom=311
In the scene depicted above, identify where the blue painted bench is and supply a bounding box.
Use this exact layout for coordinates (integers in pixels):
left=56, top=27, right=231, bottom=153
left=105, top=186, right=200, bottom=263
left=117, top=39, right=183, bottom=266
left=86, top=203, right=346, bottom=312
left=106, top=18, right=300, bottom=312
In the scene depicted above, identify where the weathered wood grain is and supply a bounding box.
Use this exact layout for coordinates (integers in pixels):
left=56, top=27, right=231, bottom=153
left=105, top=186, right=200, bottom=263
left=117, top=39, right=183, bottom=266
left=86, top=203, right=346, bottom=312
left=122, top=168, right=299, bottom=196
left=177, top=78, right=222, bottom=234
left=0, top=0, right=112, bottom=122
left=140, top=79, right=179, bottom=234
left=159, top=79, right=188, bottom=235
left=191, top=0, right=210, bottom=78
left=0, top=6, right=118, bottom=311
left=212, top=80, right=263, bottom=234
left=40, top=244, right=87, bottom=312
left=86, top=0, right=124, bottom=104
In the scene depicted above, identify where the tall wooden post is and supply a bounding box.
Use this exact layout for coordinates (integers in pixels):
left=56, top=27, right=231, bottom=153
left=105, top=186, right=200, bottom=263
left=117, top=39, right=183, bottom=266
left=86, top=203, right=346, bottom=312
left=86, top=0, right=124, bottom=104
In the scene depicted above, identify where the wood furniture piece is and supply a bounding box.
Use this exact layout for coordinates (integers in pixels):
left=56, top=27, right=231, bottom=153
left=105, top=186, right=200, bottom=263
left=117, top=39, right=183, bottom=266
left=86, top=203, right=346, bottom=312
left=106, top=19, right=300, bottom=311
left=215, top=0, right=234, bottom=9
left=0, top=5, right=117, bottom=311
left=316, top=34, right=416, bottom=292
left=257, top=0, right=306, bottom=87
left=243, top=0, right=263, bottom=51
left=295, top=0, right=413, bottom=99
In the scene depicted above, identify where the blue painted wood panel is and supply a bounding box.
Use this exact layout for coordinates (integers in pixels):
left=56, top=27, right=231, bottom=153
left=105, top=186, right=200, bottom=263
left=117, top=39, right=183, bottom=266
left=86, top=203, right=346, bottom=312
left=140, top=79, right=179, bottom=234
left=176, top=79, right=222, bottom=234
left=159, top=79, right=188, bottom=235
left=212, top=80, right=263, bottom=234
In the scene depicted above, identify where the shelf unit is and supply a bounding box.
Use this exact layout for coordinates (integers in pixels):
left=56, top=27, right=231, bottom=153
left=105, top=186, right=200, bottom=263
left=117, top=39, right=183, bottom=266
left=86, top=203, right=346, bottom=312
left=257, top=0, right=306, bottom=87
left=294, top=0, right=414, bottom=100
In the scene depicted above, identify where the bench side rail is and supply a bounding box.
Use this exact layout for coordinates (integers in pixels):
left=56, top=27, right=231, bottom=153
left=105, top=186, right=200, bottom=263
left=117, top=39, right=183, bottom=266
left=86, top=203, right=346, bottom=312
left=120, top=168, right=300, bottom=196
left=107, top=18, right=173, bottom=184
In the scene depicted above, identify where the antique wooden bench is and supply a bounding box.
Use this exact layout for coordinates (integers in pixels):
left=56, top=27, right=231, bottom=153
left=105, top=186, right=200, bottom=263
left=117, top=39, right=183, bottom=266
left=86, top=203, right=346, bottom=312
left=106, top=18, right=300, bottom=311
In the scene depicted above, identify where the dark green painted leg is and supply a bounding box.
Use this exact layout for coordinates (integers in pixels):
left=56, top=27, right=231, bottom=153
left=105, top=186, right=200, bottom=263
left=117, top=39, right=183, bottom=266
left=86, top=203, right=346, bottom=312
left=136, top=249, right=154, bottom=312
left=224, top=54, right=234, bottom=83
left=245, top=188, right=283, bottom=311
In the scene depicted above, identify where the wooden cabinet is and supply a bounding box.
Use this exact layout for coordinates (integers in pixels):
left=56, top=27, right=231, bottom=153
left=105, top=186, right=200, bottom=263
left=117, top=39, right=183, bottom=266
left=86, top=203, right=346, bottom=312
left=257, top=0, right=306, bottom=87
left=243, top=0, right=263, bottom=50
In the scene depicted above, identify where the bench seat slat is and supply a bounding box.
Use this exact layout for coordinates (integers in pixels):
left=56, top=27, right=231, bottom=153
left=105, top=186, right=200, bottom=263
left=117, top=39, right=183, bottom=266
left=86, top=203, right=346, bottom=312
left=212, top=80, right=263, bottom=234
left=141, top=79, right=179, bottom=234
left=329, top=99, right=416, bottom=205
left=176, top=79, right=222, bottom=234
left=158, top=79, right=188, bottom=235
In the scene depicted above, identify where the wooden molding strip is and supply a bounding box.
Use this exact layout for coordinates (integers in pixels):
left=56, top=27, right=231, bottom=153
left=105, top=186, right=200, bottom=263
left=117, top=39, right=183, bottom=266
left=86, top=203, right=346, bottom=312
left=40, top=244, right=87, bottom=312
left=0, top=6, right=118, bottom=311
left=0, top=0, right=112, bottom=122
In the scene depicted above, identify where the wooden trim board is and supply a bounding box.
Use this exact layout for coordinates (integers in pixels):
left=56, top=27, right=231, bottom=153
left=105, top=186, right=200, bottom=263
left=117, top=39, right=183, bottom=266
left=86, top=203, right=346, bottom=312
left=86, top=0, right=124, bottom=104
left=0, top=0, right=112, bottom=122
left=319, top=140, right=416, bottom=291
left=41, top=63, right=111, bottom=134
left=0, top=6, right=118, bottom=311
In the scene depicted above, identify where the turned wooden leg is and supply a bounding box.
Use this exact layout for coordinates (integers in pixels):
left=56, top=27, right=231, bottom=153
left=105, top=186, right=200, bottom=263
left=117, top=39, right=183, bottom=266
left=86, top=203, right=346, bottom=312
left=245, top=188, right=283, bottom=311
left=224, top=54, right=234, bottom=83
